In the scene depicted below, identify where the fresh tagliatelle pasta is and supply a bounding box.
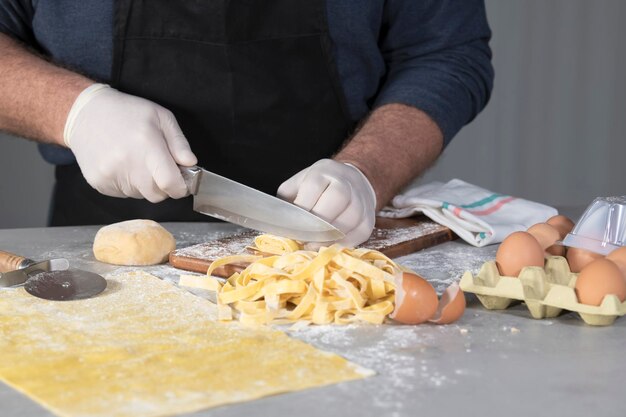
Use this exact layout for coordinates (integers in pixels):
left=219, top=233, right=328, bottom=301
left=179, top=235, right=401, bottom=326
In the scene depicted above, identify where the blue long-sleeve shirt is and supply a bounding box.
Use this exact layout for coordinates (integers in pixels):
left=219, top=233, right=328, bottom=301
left=0, top=0, right=494, bottom=165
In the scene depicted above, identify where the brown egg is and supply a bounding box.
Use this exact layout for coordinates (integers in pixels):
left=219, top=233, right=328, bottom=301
left=566, top=247, right=603, bottom=273
left=495, top=231, right=545, bottom=277
left=546, top=215, right=575, bottom=239
left=527, top=223, right=559, bottom=248
left=390, top=272, right=439, bottom=324
left=545, top=243, right=566, bottom=257
left=429, top=283, right=466, bottom=324
left=606, top=247, right=626, bottom=278
left=527, top=222, right=566, bottom=257
left=575, top=259, right=626, bottom=306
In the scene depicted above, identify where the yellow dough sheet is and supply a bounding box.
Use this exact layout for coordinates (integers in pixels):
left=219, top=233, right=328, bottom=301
left=0, top=271, right=372, bottom=417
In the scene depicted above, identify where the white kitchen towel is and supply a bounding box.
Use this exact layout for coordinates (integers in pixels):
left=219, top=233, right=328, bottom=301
left=379, top=179, right=558, bottom=247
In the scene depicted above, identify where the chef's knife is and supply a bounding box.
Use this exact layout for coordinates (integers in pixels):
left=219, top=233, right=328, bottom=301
left=180, top=166, right=344, bottom=242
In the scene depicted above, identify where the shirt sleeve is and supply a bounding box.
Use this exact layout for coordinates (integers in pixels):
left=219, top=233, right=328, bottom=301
left=0, top=0, right=36, bottom=44
left=374, top=0, right=494, bottom=146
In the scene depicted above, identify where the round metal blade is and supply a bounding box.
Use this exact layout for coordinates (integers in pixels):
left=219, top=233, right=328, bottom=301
left=24, top=270, right=107, bottom=301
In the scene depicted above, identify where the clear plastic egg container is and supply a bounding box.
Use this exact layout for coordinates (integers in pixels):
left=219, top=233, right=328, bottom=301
left=459, top=256, right=626, bottom=326
left=562, top=196, right=626, bottom=255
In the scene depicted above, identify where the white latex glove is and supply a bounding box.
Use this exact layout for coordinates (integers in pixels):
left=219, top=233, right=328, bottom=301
left=277, top=159, right=377, bottom=247
left=64, top=84, right=197, bottom=203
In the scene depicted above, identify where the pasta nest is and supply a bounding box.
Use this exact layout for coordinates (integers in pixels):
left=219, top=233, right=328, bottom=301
left=181, top=235, right=401, bottom=326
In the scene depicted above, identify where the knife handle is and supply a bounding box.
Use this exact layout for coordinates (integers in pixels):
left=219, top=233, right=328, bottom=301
left=0, top=250, right=34, bottom=273
left=180, top=166, right=202, bottom=195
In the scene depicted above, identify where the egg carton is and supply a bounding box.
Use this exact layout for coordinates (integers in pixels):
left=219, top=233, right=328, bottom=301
left=459, top=256, right=626, bottom=326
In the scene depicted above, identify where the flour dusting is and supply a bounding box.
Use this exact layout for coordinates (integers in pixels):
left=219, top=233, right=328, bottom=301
left=288, top=323, right=473, bottom=414
left=169, top=220, right=451, bottom=274
left=397, top=242, right=497, bottom=293
left=172, top=230, right=258, bottom=260
left=365, top=222, right=448, bottom=251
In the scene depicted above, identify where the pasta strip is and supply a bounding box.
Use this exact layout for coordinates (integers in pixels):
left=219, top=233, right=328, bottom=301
left=180, top=235, right=401, bottom=325
left=254, top=235, right=301, bottom=255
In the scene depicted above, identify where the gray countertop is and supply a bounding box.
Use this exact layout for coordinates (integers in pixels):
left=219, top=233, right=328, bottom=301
left=0, top=222, right=622, bottom=417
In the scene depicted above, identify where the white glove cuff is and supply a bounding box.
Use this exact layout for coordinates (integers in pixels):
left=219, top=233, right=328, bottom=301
left=63, top=83, right=111, bottom=148
left=343, top=162, right=377, bottom=209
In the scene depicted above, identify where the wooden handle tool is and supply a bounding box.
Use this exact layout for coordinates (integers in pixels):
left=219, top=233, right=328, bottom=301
left=0, top=252, right=105, bottom=300
left=0, top=250, right=35, bottom=273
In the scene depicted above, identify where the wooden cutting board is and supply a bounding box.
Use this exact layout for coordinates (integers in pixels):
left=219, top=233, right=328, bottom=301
left=169, top=216, right=456, bottom=277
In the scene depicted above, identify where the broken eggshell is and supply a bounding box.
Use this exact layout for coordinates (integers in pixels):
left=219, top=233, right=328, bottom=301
left=390, top=272, right=439, bottom=325
left=429, top=283, right=466, bottom=324
left=391, top=273, right=466, bottom=325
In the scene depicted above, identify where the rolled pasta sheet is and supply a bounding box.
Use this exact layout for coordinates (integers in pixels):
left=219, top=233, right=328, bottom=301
left=181, top=235, right=401, bottom=326
left=253, top=234, right=302, bottom=255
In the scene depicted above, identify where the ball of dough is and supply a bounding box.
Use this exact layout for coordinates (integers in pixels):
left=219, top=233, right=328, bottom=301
left=93, top=219, right=176, bottom=266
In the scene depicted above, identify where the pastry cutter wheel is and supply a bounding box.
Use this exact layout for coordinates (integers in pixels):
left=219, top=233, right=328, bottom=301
left=0, top=250, right=107, bottom=301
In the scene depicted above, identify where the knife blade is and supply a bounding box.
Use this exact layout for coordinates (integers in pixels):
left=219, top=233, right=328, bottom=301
left=180, top=166, right=344, bottom=242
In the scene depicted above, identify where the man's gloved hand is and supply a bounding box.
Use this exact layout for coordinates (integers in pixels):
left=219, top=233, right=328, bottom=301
left=64, top=84, right=197, bottom=203
left=277, top=159, right=377, bottom=247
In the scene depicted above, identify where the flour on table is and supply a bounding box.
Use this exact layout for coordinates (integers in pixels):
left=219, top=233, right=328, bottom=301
left=289, top=323, right=472, bottom=415
left=365, top=222, right=448, bottom=251
left=397, top=243, right=497, bottom=293
left=172, top=231, right=257, bottom=260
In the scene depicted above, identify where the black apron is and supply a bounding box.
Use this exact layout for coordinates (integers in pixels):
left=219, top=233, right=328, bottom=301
left=50, top=0, right=353, bottom=226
